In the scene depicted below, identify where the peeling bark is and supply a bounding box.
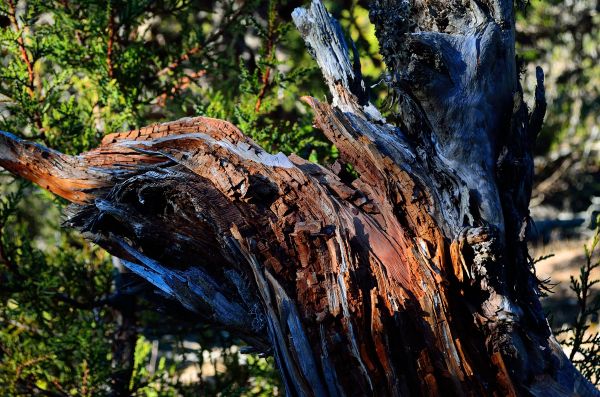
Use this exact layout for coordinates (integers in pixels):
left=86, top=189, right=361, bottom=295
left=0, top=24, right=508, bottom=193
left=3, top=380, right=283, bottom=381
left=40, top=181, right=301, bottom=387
left=0, top=1, right=596, bottom=396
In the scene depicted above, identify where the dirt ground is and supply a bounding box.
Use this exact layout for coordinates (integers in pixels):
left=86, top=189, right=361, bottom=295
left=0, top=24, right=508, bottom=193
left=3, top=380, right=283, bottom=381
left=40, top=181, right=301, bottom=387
left=532, top=237, right=600, bottom=328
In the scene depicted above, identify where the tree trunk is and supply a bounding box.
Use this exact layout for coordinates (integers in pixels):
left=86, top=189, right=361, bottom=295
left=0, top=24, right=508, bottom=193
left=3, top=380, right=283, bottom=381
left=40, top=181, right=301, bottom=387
left=0, top=0, right=596, bottom=395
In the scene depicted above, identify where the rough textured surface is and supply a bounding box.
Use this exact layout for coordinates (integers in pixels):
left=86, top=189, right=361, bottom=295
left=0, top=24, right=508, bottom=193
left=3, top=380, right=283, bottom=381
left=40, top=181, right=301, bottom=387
left=0, top=0, right=597, bottom=396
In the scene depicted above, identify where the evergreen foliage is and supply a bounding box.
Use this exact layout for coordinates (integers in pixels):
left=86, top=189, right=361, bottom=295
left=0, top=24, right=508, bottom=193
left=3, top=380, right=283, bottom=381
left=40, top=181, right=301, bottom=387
left=555, top=219, right=600, bottom=386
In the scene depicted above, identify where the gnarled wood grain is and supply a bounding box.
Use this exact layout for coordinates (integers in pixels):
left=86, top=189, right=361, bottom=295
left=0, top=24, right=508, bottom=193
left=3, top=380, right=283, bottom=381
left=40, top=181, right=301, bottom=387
left=0, top=0, right=596, bottom=396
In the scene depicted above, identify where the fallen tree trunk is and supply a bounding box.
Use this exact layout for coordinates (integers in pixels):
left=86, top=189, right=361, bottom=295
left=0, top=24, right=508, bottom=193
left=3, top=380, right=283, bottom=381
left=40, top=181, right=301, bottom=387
left=0, top=0, right=596, bottom=395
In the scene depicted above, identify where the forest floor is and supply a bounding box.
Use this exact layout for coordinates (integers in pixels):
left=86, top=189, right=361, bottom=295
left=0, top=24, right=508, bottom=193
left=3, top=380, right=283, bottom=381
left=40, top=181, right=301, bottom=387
left=532, top=237, right=599, bottom=328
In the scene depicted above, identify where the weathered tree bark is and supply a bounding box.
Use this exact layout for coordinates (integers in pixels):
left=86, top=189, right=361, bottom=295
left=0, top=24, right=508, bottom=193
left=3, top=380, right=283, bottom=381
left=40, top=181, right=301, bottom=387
left=0, top=1, right=596, bottom=395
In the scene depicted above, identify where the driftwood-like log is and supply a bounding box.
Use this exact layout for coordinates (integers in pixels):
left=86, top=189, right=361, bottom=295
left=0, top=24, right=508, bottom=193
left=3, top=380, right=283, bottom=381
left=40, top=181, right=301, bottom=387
left=0, top=1, right=596, bottom=395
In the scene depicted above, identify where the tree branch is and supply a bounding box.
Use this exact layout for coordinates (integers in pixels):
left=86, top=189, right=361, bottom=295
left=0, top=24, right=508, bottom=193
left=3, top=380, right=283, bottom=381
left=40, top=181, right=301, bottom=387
left=7, top=0, right=34, bottom=98
left=154, top=70, right=206, bottom=107
left=106, top=6, right=115, bottom=79
left=6, top=0, right=44, bottom=134
left=292, top=0, right=382, bottom=121
left=156, top=1, right=248, bottom=78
